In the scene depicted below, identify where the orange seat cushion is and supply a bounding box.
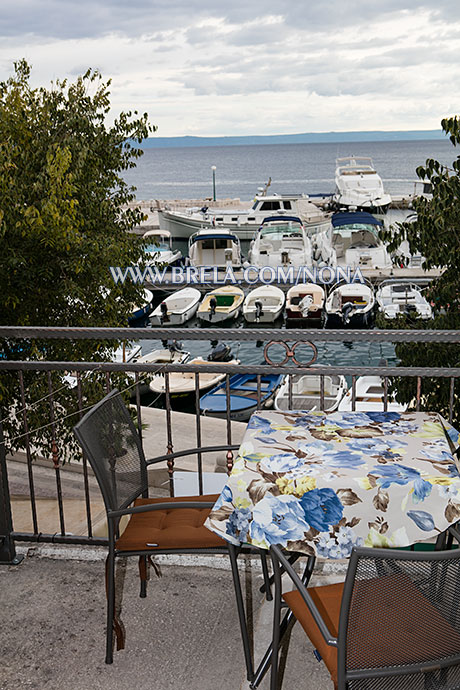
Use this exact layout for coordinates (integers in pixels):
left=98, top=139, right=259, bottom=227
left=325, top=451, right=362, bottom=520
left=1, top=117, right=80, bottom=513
left=115, top=494, right=224, bottom=551
left=284, top=572, right=460, bottom=686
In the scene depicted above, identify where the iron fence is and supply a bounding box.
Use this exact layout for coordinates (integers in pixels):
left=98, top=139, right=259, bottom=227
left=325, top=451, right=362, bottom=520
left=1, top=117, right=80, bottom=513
left=0, top=326, right=459, bottom=560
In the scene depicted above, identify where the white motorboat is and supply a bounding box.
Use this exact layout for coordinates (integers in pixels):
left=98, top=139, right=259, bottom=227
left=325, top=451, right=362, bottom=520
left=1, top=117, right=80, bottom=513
left=141, top=229, right=182, bottom=267
left=333, top=156, right=391, bottom=213
left=197, top=285, right=244, bottom=323
left=285, top=283, right=325, bottom=326
left=64, top=342, right=142, bottom=389
left=130, top=342, right=190, bottom=395
left=188, top=229, right=242, bottom=268
left=248, top=216, right=312, bottom=269
left=338, top=376, right=408, bottom=412
left=149, top=344, right=239, bottom=400
left=158, top=191, right=331, bottom=240
left=331, top=211, right=392, bottom=271
left=149, top=287, right=201, bottom=326
left=375, top=281, right=433, bottom=320
left=274, top=368, right=348, bottom=411
left=325, top=281, right=375, bottom=328
left=242, top=285, right=285, bottom=323
left=128, top=288, right=154, bottom=323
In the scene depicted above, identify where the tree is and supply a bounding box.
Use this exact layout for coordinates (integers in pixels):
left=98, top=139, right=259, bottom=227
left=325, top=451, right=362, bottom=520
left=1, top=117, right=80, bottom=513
left=380, top=117, right=460, bottom=424
left=0, top=60, right=156, bottom=454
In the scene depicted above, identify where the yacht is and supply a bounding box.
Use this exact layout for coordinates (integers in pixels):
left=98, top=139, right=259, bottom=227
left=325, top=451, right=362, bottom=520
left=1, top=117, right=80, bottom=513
left=375, top=281, right=433, bottom=320
left=158, top=191, right=331, bottom=240
left=248, top=216, right=312, bottom=269
left=141, top=229, right=182, bottom=267
left=331, top=211, right=392, bottom=271
left=188, top=229, right=242, bottom=268
left=333, top=156, right=392, bottom=213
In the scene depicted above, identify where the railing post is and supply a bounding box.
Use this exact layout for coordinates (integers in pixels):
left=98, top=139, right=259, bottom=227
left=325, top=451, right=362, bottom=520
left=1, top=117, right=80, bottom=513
left=0, top=421, right=23, bottom=565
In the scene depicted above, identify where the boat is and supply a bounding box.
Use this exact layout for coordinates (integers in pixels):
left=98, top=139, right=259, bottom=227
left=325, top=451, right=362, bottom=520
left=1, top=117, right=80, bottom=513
left=149, top=287, right=201, bottom=326
left=325, top=281, right=375, bottom=328
left=199, top=373, right=284, bottom=422
left=242, top=285, right=285, bottom=323
left=128, top=288, right=154, bottom=324
left=141, top=229, right=182, bottom=267
left=375, top=281, right=433, bottom=320
left=338, top=375, right=408, bottom=412
left=130, top=341, right=190, bottom=395
left=331, top=211, right=392, bottom=271
left=274, top=367, right=347, bottom=411
left=64, top=342, right=142, bottom=389
left=188, top=229, right=242, bottom=268
left=248, top=216, right=313, bottom=269
left=333, top=156, right=392, bottom=213
left=285, top=283, right=325, bottom=326
left=149, top=343, right=239, bottom=399
left=197, top=285, right=244, bottom=323
left=158, top=191, right=331, bottom=240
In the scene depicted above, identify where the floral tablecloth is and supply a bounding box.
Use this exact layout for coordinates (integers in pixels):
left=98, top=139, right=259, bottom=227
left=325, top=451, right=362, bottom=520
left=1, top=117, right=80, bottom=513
left=205, top=410, right=460, bottom=558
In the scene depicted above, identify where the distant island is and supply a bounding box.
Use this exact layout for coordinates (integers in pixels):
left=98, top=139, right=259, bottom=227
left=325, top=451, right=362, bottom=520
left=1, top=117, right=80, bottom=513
left=135, top=130, right=444, bottom=149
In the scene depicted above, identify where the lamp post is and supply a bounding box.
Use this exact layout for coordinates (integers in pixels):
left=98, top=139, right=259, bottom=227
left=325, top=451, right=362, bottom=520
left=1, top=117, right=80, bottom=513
left=211, top=165, right=216, bottom=202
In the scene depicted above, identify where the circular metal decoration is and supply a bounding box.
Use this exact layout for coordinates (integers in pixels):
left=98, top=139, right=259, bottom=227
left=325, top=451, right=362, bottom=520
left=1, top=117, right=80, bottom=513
left=263, top=340, right=318, bottom=367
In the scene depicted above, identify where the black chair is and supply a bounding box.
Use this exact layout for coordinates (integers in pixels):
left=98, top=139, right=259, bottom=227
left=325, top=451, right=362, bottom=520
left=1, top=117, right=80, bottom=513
left=73, top=389, right=269, bottom=676
left=270, top=541, right=460, bottom=689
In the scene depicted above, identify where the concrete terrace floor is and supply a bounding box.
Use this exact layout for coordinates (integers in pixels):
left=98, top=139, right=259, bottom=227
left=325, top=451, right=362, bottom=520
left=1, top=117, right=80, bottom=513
left=0, top=545, right=334, bottom=690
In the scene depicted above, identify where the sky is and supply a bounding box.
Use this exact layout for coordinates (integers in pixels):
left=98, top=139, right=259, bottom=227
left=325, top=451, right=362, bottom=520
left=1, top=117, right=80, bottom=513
left=0, top=1, right=459, bottom=137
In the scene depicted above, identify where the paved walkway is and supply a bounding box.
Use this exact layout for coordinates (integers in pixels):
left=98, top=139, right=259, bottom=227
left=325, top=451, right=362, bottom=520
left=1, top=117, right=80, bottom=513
left=0, top=545, right=334, bottom=690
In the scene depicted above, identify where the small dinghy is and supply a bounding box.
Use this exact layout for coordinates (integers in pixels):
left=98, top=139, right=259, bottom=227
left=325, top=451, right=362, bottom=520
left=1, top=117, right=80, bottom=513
left=199, top=373, right=283, bottom=422
left=128, top=288, right=154, bottom=324
left=325, top=281, right=375, bottom=328
left=131, top=341, right=190, bottom=395
left=149, top=343, right=239, bottom=400
left=338, top=375, right=407, bottom=412
left=243, top=285, right=285, bottom=323
left=285, top=283, right=325, bottom=326
left=149, top=287, right=201, bottom=326
left=197, top=285, right=244, bottom=323
left=274, top=368, right=347, bottom=411
left=375, top=281, right=433, bottom=320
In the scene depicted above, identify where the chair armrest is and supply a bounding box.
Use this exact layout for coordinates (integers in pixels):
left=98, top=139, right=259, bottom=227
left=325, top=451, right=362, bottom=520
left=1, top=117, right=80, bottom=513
left=108, top=501, right=215, bottom=519
left=271, top=544, right=338, bottom=648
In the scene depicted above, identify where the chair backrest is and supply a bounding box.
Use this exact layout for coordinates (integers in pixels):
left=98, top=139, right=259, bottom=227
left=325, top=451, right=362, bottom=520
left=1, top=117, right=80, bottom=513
left=73, top=389, right=148, bottom=513
left=338, top=546, right=460, bottom=688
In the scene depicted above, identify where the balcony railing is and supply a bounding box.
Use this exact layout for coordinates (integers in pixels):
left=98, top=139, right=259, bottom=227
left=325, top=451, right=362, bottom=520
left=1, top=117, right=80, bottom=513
left=1, top=326, right=459, bottom=561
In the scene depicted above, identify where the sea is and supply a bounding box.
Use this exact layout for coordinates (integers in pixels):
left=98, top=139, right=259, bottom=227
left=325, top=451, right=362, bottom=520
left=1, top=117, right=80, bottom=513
left=121, top=138, right=453, bottom=397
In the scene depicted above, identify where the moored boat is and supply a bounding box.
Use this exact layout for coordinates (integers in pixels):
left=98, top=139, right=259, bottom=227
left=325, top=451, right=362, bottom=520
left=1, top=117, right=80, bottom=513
left=333, top=156, right=391, bottom=213
left=375, top=281, right=433, bottom=320
left=141, top=229, right=182, bottom=267
left=248, top=216, right=312, bottom=269
left=149, top=287, right=201, bottom=326
left=338, top=375, right=408, bottom=412
left=242, top=285, right=285, bottom=323
left=331, top=211, right=391, bottom=271
left=285, top=283, right=325, bottom=326
left=199, top=373, right=284, bottom=421
left=130, top=341, right=190, bottom=395
left=188, top=229, right=242, bottom=268
left=128, top=288, right=154, bottom=324
left=274, top=368, right=347, bottom=411
left=197, top=285, right=244, bottom=323
left=325, top=281, right=375, bottom=328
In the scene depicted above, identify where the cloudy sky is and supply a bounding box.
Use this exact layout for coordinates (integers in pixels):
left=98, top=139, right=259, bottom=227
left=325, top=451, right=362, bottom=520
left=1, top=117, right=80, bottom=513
left=1, top=1, right=459, bottom=137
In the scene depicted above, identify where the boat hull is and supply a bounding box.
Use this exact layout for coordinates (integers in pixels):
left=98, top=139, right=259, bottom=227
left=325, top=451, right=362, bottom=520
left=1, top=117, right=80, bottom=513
left=150, top=302, right=199, bottom=326
left=325, top=309, right=374, bottom=329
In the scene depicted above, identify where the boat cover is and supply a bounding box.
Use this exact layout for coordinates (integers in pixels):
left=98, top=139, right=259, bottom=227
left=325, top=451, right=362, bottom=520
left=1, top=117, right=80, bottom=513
left=331, top=211, right=383, bottom=227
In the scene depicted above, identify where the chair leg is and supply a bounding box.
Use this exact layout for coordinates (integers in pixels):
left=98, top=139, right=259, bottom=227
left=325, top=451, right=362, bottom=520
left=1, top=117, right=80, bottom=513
left=228, top=544, right=255, bottom=682
left=139, top=555, right=148, bottom=598
left=105, top=553, right=125, bottom=663
left=259, top=550, right=273, bottom=601
left=270, top=552, right=283, bottom=690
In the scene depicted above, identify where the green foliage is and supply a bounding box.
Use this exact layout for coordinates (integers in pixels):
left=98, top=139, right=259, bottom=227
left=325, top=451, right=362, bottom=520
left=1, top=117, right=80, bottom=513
left=379, top=117, right=460, bottom=425
left=0, top=60, right=156, bottom=456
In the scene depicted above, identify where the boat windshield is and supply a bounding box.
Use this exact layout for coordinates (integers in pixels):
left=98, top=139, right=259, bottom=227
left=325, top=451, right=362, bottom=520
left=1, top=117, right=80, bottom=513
left=260, top=223, right=303, bottom=238
left=333, top=223, right=379, bottom=239
left=145, top=242, right=170, bottom=253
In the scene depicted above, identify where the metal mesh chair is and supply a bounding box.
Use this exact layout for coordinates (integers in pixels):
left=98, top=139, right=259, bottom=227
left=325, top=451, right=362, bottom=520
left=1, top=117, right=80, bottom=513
left=270, top=542, right=460, bottom=690
left=73, top=389, right=268, bottom=674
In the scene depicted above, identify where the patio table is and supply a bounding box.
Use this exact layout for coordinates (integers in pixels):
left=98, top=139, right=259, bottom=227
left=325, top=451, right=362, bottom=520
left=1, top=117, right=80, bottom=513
left=206, top=409, right=460, bottom=557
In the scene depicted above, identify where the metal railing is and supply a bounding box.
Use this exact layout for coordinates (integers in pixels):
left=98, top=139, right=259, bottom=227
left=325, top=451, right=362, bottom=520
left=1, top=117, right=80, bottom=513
left=0, top=326, right=459, bottom=561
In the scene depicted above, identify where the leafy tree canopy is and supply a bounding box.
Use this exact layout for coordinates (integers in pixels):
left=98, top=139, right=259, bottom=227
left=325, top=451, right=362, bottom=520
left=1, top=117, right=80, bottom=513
left=380, top=117, right=460, bottom=423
